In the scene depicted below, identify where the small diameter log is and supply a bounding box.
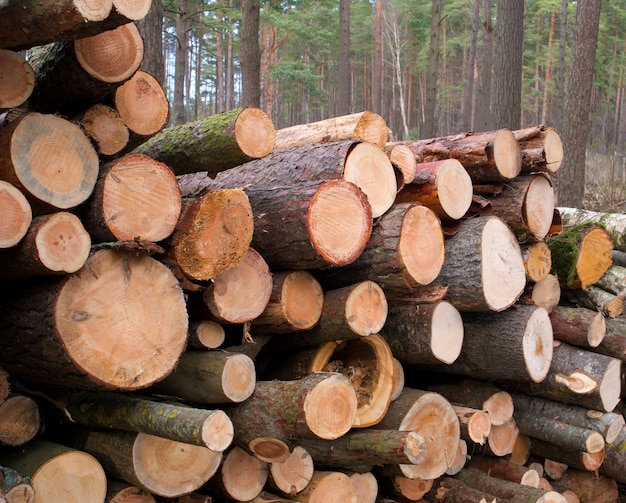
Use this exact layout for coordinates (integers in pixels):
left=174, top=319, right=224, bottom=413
left=223, top=373, right=357, bottom=447
left=0, top=439, right=107, bottom=503
left=250, top=492, right=297, bottom=503
left=350, top=472, right=378, bottom=503
left=565, top=286, right=624, bottom=318
left=80, top=103, right=130, bottom=156
left=467, top=457, right=541, bottom=488
left=269, top=446, right=314, bottom=495
left=134, top=107, right=275, bottom=177
left=389, top=128, right=522, bottom=182
left=510, top=392, right=626, bottom=444
left=593, top=315, right=626, bottom=361
left=548, top=306, right=606, bottom=348
left=275, top=111, right=389, bottom=150
left=388, top=143, right=417, bottom=184
left=548, top=224, right=613, bottom=289
left=0, top=50, right=34, bottom=111
left=65, top=391, right=234, bottom=452
left=295, top=429, right=426, bottom=470
left=204, top=446, right=268, bottom=502
left=528, top=437, right=605, bottom=473
left=514, top=125, right=564, bottom=175
left=0, top=180, right=31, bottom=248
left=0, top=112, right=99, bottom=213
left=432, top=215, right=526, bottom=312
left=187, top=320, right=226, bottom=350
left=0, top=249, right=188, bottom=391
left=0, top=464, right=34, bottom=503
left=595, top=263, right=626, bottom=297
left=424, top=476, right=498, bottom=503
left=289, top=470, right=359, bottom=503
left=550, top=470, right=619, bottom=503
left=27, top=23, right=144, bottom=116
left=149, top=350, right=256, bottom=405
left=445, top=438, right=468, bottom=476
left=0, top=394, right=40, bottom=447
left=316, top=203, right=445, bottom=297
left=71, top=429, right=222, bottom=498
left=522, top=241, right=553, bottom=283
left=167, top=188, right=253, bottom=282
left=486, top=418, right=520, bottom=457
left=500, top=342, right=622, bottom=413
left=378, top=475, right=433, bottom=502
left=112, top=0, right=152, bottom=20
left=391, top=358, right=405, bottom=401
left=376, top=388, right=460, bottom=480
left=0, top=211, right=91, bottom=280
left=427, top=379, right=514, bottom=427
left=381, top=301, right=464, bottom=365
left=528, top=274, right=561, bottom=313
left=202, top=247, right=273, bottom=324
left=393, top=159, right=473, bottom=220
left=600, top=430, right=626, bottom=484
left=452, top=405, right=491, bottom=446
left=249, top=437, right=291, bottom=463
left=251, top=271, right=324, bottom=334
left=106, top=480, right=156, bottom=503
left=557, top=207, right=626, bottom=253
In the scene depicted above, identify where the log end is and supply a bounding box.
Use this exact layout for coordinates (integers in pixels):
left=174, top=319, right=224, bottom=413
left=222, top=353, right=256, bottom=403
left=543, top=128, right=564, bottom=173
left=388, top=144, right=417, bottom=184
left=81, top=104, right=130, bottom=156
left=525, top=241, right=553, bottom=284
left=0, top=180, right=32, bottom=248
left=599, top=357, right=622, bottom=412
left=431, top=301, right=464, bottom=364
left=112, top=0, right=153, bottom=20
left=269, top=445, right=314, bottom=494
left=37, top=212, right=91, bottom=274
left=345, top=281, right=388, bottom=336
left=522, top=307, right=554, bottom=383
left=530, top=274, right=561, bottom=313
left=524, top=175, right=555, bottom=241
left=280, top=270, right=325, bottom=331
left=436, top=159, right=473, bottom=220
left=354, top=110, right=389, bottom=149
left=0, top=49, right=34, bottom=110
left=74, top=0, right=114, bottom=21
left=235, top=107, right=276, bottom=159
left=576, top=226, right=614, bottom=289
left=202, top=410, right=234, bottom=453
left=249, top=437, right=291, bottom=463
left=487, top=418, right=519, bottom=456
left=493, top=129, right=522, bottom=179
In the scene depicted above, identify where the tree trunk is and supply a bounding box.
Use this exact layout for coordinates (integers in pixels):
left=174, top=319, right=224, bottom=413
left=0, top=249, right=188, bottom=391
left=0, top=180, right=32, bottom=248
left=337, top=0, right=351, bottom=116
left=393, top=159, right=473, bottom=221
left=548, top=306, right=606, bottom=348
left=79, top=103, right=130, bottom=157
left=389, top=128, right=522, bottom=183
left=0, top=395, right=40, bottom=447
left=0, top=112, right=99, bottom=213
left=422, top=0, right=441, bottom=139
left=240, top=0, right=261, bottom=108
left=0, top=50, right=34, bottom=112
left=133, top=107, right=276, bottom=177
left=65, top=391, right=234, bottom=452
left=0, top=212, right=91, bottom=280
left=521, top=241, right=553, bottom=283
left=433, top=215, right=526, bottom=312
left=600, top=430, right=626, bottom=484
left=381, top=301, right=464, bottom=365
left=136, top=0, right=164, bottom=85
left=513, top=126, right=564, bottom=175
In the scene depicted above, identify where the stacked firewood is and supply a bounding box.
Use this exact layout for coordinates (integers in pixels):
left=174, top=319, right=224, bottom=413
left=1, top=2, right=625, bottom=503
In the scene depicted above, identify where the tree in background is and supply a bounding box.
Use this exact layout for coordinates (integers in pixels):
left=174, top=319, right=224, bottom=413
left=337, top=0, right=351, bottom=115
left=138, top=0, right=165, bottom=85
left=422, top=0, right=441, bottom=139
left=241, top=0, right=261, bottom=107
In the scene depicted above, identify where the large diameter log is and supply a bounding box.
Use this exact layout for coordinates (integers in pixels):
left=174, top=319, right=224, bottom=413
left=134, top=107, right=275, bottom=176
left=0, top=180, right=31, bottom=248
left=275, top=111, right=389, bottom=150
left=70, top=428, right=222, bottom=498
left=0, top=394, right=40, bottom=447
left=27, top=23, right=144, bottom=116
left=0, top=211, right=91, bottom=280
left=316, top=203, right=445, bottom=297
left=557, top=207, right=626, bottom=253
left=0, top=249, right=188, bottom=391
left=0, top=112, right=99, bottom=213
left=0, top=439, right=107, bottom=503
left=381, top=301, right=464, bottom=365
left=548, top=306, right=606, bottom=348
left=80, top=103, right=130, bottom=157
left=432, top=215, right=526, bottom=312
left=548, top=224, right=613, bottom=289
left=389, top=128, right=522, bottom=182
left=0, top=49, right=35, bottom=111
left=393, top=159, right=473, bottom=220
left=513, top=125, right=564, bottom=174
left=65, top=391, right=234, bottom=452
left=376, top=388, right=460, bottom=480
left=148, top=350, right=256, bottom=405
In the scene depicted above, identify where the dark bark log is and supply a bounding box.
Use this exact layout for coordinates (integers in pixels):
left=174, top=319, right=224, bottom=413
left=557, top=207, right=626, bottom=253
left=600, top=430, right=626, bottom=484
left=548, top=305, right=606, bottom=348
left=0, top=394, right=40, bottom=447
left=521, top=241, right=553, bottom=283
left=513, top=125, right=563, bottom=175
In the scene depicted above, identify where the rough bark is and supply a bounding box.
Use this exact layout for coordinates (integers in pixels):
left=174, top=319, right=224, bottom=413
left=564, top=285, right=624, bottom=318
left=595, top=264, right=626, bottom=297
left=548, top=305, right=606, bottom=348
left=557, top=207, right=626, bottom=253
left=288, top=470, right=359, bottom=503
left=514, top=125, right=564, bottom=175
left=0, top=180, right=32, bottom=249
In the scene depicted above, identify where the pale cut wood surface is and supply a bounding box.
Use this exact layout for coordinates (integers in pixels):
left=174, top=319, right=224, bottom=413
left=0, top=180, right=31, bottom=248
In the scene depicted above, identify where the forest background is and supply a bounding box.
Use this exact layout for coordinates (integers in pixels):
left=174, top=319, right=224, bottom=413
left=136, top=0, right=625, bottom=212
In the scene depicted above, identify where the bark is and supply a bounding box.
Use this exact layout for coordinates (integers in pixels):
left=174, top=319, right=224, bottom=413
left=337, top=0, right=350, bottom=116
left=513, top=126, right=564, bottom=175
left=65, top=391, right=234, bottom=452
left=393, top=159, right=473, bottom=221
left=592, top=315, right=626, bottom=362
left=79, top=103, right=130, bottom=156
left=0, top=112, right=99, bottom=213
left=424, top=476, right=498, bottom=503
left=240, top=0, right=261, bottom=108
left=27, top=23, right=144, bottom=116
left=528, top=437, right=605, bottom=473
left=600, top=430, right=626, bottom=484
left=432, top=215, right=526, bottom=312
left=381, top=301, right=464, bottom=365
left=466, top=457, right=541, bottom=488
left=551, top=470, right=619, bottom=503
left=565, top=285, right=624, bottom=318
left=268, top=446, right=314, bottom=495
left=389, top=128, right=522, bottom=183
left=0, top=464, right=34, bottom=503
left=0, top=249, right=188, bottom=391
left=133, top=107, right=276, bottom=177
left=204, top=446, right=268, bottom=502
left=0, top=395, right=40, bottom=447
left=521, top=241, right=553, bottom=284
left=0, top=180, right=32, bottom=249
left=0, top=212, right=91, bottom=280
left=0, top=50, right=34, bottom=111
left=595, top=264, right=626, bottom=297
left=557, top=207, right=626, bottom=253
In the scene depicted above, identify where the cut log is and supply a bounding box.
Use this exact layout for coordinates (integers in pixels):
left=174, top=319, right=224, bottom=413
left=105, top=480, right=156, bottom=503
left=548, top=224, right=613, bottom=289
left=275, top=111, right=389, bottom=150
left=388, top=143, right=417, bottom=184
left=564, top=286, right=624, bottom=318
left=378, top=475, right=433, bottom=502
left=269, top=446, right=314, bottom=495
left=148, top=350, right=256, bottom=405
left=592, top=315, right=626, bottom=362
left=0, top=112, right=99, bottom=213
left=0, top=180, right=31, bottom=248
left=499, top=342, right=622, bottom=413
left=178, top=139, right=396, bottom=219
left=0, top=439, right=107, bottom=503
left=486, top=418, right=520, bottom=456
left=427, top=306, right=553, bottom=383
left=381, top=301, right=463, bottom=365
left=70, top=428, right=222, bottom=498
left=452, top=405, right=491, bottom=446
left=376, top=388, right=460, bottom=480
left=391, top=358, right=405, bottom=401
left=513, top=125, right=564, bottom=174
left=433, top=215, right=526, bottom=311
left=595, top=263, right=626, bottom=297
left=389, top=128, right=522, bottom=182
left=251, top=271, right=324, bottom=334
left=65, top=391, right=234, bottom=452
left=202, top=247, right=273, bottom=324
left=111, top=0, right=152, bottom=22
left=80, top=103, right=130, bottom=156
left=0, top=394, right=40, bottom=447
left=445, top=438, right=468, bottom=476
left=249, top=492, right=297, bottom=503
left=134, top=107, right=275, bottom=176
left=0, top=464, right=35, bottom=503
left=288, top=470, right=359, bottom=503
left=27, top=23, right=144, bottom=116
left=0, top=50, right=34, bottom=111
left=248, top=437, right=291, bottom=463
left=510, top=433, right=532, bottom=466
left=600, top=430, right=626, bottom=484
left=0, top=249, right=188, bottom=391
left=316, top=202, right=445, bottom=297
left=528, top=437, right=605, bottom=473
left=557, top=207, right=626, bottom=253
left=466, top=457, right=541, bottom=488
left=427, top=379, right=515, bottom=427
left=393, top=159, right=473, bottom=220
left=167, top=188, right=253, bottom=282
left=187, top=320, right=226, bottom=350
left=542, top=459, right=566, bottom=480
left=424, top=476, right=498, bottom=503
left=510, top=392, right=626, bottom=444
left=527, top=273, right=561, bottom=312
left=521, top=241, right=553, bottom=283
left=550, top=469, right=619, bottom=503
left=349, top=472, right=378, bottom=503
left=549, top=306, right=606, bottom=348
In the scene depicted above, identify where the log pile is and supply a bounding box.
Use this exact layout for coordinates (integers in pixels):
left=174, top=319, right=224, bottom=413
left=0, top=3, right=624, bottom=503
